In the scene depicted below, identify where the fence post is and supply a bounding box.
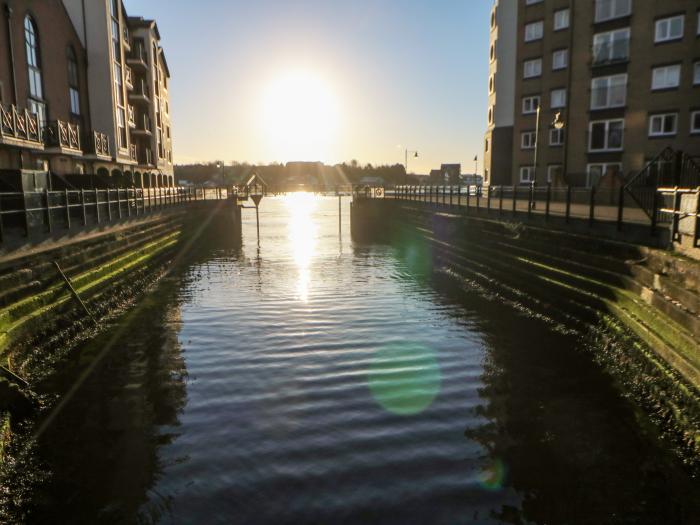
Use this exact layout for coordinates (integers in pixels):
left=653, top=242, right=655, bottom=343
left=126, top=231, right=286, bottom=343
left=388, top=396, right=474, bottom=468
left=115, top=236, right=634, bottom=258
left=589, top=185, right=596, bottom=226
left=449, top=186, right=453, bottom=207
left=545, top=183, right=551, bottom=221
left=670, top=187, right=681, bottom=244
left=117, top=189, right=123, bottom=219
left=476, top=186, right=480, bottom=212
left=128, top=189, right=132, bottom=217
left=95, top=189, right=101, bottom=223
left=527, top=182, right=533, bottom=219
left=486, top=186, right=491, bottom=213
left=565, top=185, right=571, bottom=223
left=106, top=189, right=112, bottom=221
left=499, top=186, right=503, bottom=216
left=45, top=189, right=52, bottom=233
left=81, top=189, right=87, bottom=225
left=457, top=185, right=461, bottom=207
left=617, top=185, right=624, bottom=231
left=512, top=185, right=517, bottom=216
left=64, top=189, right=71, bottom=229
left=0, top=197, right=4, bottom=244
left=466, top=185, right=471, bottom=212
left=23, top=192, right=30, bottom=237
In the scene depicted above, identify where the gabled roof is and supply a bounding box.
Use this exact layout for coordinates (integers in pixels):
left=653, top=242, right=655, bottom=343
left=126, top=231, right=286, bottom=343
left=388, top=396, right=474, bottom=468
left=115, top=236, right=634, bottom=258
left=242, top=172, right=268, bottom=189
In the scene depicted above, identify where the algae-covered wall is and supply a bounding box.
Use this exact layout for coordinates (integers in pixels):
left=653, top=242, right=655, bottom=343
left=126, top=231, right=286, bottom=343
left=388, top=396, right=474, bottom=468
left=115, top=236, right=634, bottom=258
left=351, top=198, right=700, bottom=467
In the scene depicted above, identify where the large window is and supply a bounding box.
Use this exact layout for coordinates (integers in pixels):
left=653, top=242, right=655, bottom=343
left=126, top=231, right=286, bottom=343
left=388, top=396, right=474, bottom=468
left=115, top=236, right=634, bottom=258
left=522, top=95, right=540, bottom=114
left=648, top=113, right=678, bottom=137
left=594, top=0, right=631, bottom=23
left=693, top=62, right=700, bottom=85
left=589, top=119, right=624, bottom=152
left=587, top=163, right=621, bottom=188
left=67, top=47, right=80, bottom=116
left=593, top=28, right=630, bottom=64
left=552, top=49, right=568, bottom=70
left=550, top=128, right=564, bottom=146
left=24, top=16, right=46, bottom=126
left=525, top=21, right=544, bottom=42
left=655, top=15, right=684, bottom=43
left=519, top=166, right=535, bottom=183
left=547, top=165, right=563, bottom=184
left=523, top=58, right=542, bottom=78
left=651, top=64, right=681, bottom=90
left=591, top=74, right=627, bottom=109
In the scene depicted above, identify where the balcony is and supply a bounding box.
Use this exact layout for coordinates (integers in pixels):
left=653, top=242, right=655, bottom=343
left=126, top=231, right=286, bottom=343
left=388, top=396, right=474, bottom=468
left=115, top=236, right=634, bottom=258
left=130, top=143, right=137, bottom=162
left=90, top=131, right=111, bottom=159
left=138, top=147, right=153, bottom=166
left=0, top=104, right=43, bottom=149
left=127, top=42, right=148, bottom=70
left=131, top=114, right=152, bottom=135
left=43, top=120, right=81, bottom=155
left=129, top=79, right=150, bottom=105
left=125, top=66, right=134, bottom=90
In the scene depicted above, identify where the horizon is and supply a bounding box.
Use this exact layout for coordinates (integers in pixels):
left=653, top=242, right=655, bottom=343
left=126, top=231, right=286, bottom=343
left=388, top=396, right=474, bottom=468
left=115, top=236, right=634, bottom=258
left=124, top=0, right=491, bottom=174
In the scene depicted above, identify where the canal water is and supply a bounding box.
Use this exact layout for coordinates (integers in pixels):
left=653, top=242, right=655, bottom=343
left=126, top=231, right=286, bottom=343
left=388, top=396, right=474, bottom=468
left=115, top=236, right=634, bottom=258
left=4, top=194, right=699, bottom=524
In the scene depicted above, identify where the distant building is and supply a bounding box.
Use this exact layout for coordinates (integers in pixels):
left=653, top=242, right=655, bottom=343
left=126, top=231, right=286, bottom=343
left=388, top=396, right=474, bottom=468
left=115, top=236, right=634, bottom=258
left=461, top=173, right=484, bottom=186
left=484, top=0, right=700, bottom=187
left=359, top=176, right=384, bottom=186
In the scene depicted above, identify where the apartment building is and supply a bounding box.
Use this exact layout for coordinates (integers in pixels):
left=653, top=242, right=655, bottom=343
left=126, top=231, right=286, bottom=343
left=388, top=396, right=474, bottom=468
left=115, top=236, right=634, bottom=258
left=0, top=0, right=174, bottom=190
left=484, top=0, right=700, bottom=188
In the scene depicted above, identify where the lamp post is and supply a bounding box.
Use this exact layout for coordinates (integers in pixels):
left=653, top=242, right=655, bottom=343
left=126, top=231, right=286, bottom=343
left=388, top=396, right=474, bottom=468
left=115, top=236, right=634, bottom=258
left=552, top=111, right=565, bottom=185
left=405, top=149, right=418, bottom=184
left=532, top=105, right=541, bottom=185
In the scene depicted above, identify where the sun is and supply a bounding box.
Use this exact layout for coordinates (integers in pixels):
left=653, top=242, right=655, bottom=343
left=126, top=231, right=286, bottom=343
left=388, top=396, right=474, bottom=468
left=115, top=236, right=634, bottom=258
left=261, top=70, right=339, bottom=162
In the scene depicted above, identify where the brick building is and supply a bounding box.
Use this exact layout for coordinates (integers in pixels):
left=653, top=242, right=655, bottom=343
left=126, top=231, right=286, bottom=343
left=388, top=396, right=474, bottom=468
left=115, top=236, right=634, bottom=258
left=0, top=0, right=174, bottom=189
left=484, top=0, right=700, bottom=188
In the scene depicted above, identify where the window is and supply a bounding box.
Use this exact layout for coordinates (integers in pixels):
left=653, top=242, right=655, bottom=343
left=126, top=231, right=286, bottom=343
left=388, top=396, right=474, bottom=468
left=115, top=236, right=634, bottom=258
left=489, top=75, right=494, bottom=94
left=519, top=166, right=535, bottom=184
left=24, top=16, right=46, bottom=126
left=547, top=165, right=563, bottom=184
left=655, top=15, right=684, bottom=43
left=550, top=89, right=566, bottom=108
left=550, top=128, right=564, bottom=146
left=522, top=95, right=540, bottom=114
left=589, top=119, right=624, bottom=151
left=525, top=0, right=543, bottom=5
left=117, top=108, right=127, bottom=149
left=485, top=138, right=489, bottom=152
left=552, top=49, right=568, bottom=70
left=649, top=113, right=678, bottom=136
left=591, top=74, right=627, bottom=109
left=525, top=21, right=544, bottom=42
left=594, top=0, right=631, bottom=23
left=488, top=106, right=493, bottom=124
left=694, top=62, right=700, bottom=85
left=587, top=163, right=621, bottom=188
left=524, top=58, right=542, bottom=78
left=691, top=111, right=700, bottom=134
left=593, top=28, right=630, bottom=64
left=490, top=43, right=495, bottom=62
left=652, top=64, right=681, bottom=90
left=67, top=47, right=80, bottom=116
left=491, top=10, right=496, bottom=29
left=554, top=9, right=570, bottom=30
left=521, top=131, right=537, bottom=149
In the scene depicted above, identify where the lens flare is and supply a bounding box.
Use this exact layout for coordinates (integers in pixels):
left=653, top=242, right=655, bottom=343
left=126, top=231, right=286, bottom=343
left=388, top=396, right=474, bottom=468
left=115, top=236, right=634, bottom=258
left=368, top=343, right=441, bottom=416
left=479, top=458, right=507, bottom=491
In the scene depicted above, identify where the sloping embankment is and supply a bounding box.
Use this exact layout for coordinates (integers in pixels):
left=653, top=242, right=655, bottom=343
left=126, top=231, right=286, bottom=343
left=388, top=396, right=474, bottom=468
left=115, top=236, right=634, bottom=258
left=352, top=199, right=700, bottom=468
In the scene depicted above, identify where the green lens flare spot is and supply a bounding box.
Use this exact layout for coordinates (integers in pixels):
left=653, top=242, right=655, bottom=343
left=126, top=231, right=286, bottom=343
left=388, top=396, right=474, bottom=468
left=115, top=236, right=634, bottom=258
left=368, top=343, right=441, bottom=416
left=479, top=458, right=507, bottom=491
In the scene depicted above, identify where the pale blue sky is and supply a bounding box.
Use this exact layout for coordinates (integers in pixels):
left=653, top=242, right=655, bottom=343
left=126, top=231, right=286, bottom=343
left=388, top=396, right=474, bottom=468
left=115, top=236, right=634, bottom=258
left=125, top=0, right=491, bottom=173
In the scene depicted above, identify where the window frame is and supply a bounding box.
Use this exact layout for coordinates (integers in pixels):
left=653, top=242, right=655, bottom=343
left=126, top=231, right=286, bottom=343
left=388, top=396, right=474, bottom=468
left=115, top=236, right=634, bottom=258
left=586, top=163, right=622, bottom=188
left=590, top=74, right=628, bottom=110
left=521, top=130, right=537, bottom=150
left=594, top=0, right=632, bottom=23
left=67, top=46, right=80, bottom=117
left=654, top=15, right=684, bottom=43
left=519, top=166, right=535, bottom=184
left=648, top=112, right=678, bottom=137
left=554, top=9, right=570, bottom=31
left=549, top=128, right=564, bottom=146
left=592, top=28, right=630, bottom=65
left=547, top=164, right=563, bottom=184
left=24, top=15, right=46, bottom=126
left=525, top=20, right=544, bottom=42
left=691, top=110, right=700, bottom=134
left=651, top=64, right=681, bottom=91
left=523, top=58, right=543, bottom=79
left=693, top=62, right=700, bottom=85
left=588, top=119, right=625, bottom=152
left=550, top=88, right=566, bottom=109
left=522, top=95, right=540, bottom=115
left=552, top=48, right=568, bottom=70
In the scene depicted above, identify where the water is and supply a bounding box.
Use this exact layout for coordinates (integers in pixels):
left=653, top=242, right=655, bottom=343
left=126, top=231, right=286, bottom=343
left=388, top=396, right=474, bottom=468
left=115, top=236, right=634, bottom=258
left=7, top=194, right=699, bottom=524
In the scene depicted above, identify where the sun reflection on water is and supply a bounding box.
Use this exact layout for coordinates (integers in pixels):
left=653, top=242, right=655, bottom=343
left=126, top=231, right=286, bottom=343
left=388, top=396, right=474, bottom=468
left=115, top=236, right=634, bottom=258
left=285, top=192, right=318, bottom=302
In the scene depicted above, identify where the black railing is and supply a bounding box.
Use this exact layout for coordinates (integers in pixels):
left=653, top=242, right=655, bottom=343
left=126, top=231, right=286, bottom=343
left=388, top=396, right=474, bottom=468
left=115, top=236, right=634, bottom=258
left=0, top=186, right=231, bottom=244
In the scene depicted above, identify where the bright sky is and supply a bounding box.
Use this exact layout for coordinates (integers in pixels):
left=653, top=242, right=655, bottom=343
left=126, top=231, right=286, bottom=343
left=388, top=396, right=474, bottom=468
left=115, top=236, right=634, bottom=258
left=125, top=0, right=491, bottom=174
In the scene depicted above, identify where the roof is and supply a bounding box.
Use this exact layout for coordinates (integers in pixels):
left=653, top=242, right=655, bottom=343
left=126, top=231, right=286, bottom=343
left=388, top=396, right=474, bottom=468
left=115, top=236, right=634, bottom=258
left=242, top=172, right=268, bottom=189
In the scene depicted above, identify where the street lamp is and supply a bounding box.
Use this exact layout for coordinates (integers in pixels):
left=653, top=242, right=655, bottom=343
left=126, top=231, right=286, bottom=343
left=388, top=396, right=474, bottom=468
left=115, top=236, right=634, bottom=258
left=552, top=111, right=566, bottom=185
left=405, top=149, right=418, bottom=184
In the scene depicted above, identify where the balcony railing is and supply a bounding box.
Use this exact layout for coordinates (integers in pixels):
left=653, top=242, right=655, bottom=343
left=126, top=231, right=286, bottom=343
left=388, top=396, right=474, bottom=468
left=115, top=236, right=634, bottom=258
left=140, top=148, right=153, bottom=166
left=125, top=66, right=134, bottom=88
left=92, top=131, right=110, bottom=157
left=43, top=120, right=81, bottom=152
left=128, top=42, right=148, bottom=67
left=142, top=115, right=152, bottom=132
left=128, top=105, right=136, bottom=127
left=130, top=79, right=150, bottom=101
left=130, top=143, right=137, bottom=161
left=0, top=104, right=43, bottom=146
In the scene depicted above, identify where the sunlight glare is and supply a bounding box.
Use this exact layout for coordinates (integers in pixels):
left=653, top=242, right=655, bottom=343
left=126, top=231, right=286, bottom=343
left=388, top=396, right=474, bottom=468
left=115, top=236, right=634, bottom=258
left=286, top=192, right=318, bottom=301
left=261, top=70, right=339, bottom=162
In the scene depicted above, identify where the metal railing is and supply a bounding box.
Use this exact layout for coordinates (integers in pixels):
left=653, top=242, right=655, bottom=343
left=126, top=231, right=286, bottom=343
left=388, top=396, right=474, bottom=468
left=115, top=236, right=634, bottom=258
left=91, top=131, right=110, bottom=157
left=0, top=186, right=232, bottom=244
left=361, top=182, right=659, bottom=234
left=44, top=120, right=81, bottom=152
left=0, top=104, right=42, bottom=145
